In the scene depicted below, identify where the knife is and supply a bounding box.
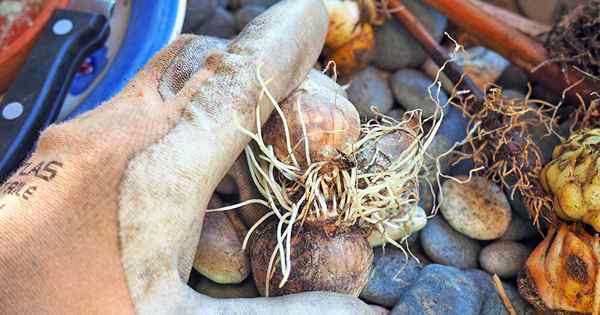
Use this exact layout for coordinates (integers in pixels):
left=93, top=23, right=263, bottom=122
left=0, top=0, right=115, bottom=182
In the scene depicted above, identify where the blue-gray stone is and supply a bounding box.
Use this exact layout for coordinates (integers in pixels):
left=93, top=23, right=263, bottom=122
left=373, top=0, right=447, bottom=71
left=347, top=67, right=394, bottom=119
left=420, top=216, right=480, bottom=268
left=481, top=282, right=535, bottom=315
left=183, top=0, right=220, bottom=33
left=500, top=214, right=537, bottom=241
left=479, top=241, right=531, bottom=279
left=360, top=247, right=427, bottom=308
left=391, top=264, right=483, bottom=315
left=191, top=7, right=237, bottom=38
left=391, top=69, right=449, bottom=117
left=234, top=5, right=266, bottom=31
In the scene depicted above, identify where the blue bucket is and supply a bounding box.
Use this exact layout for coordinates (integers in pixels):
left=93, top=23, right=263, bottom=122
left=66, top=0, right=186, bottom=119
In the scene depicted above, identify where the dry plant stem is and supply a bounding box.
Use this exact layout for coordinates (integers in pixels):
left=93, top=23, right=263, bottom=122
left=492, top=274, right=517, bottom=315
left=423, top=0, right=596, bottom=102
left=469, top=0, right=551, bottom=37
left=387, top=0, right=485, bottom=101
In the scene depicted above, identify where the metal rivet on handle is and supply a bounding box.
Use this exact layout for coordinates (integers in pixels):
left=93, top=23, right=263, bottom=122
left=52, top=19, right=73, bottom=35
left=2, top=102, right=24, bottom=120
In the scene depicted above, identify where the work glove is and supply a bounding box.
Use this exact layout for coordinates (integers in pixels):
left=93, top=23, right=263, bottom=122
left=0, top=1, right=380, bottom=314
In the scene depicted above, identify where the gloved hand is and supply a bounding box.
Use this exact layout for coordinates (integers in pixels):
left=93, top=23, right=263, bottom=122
left=0, top=1, right=380, bottom=314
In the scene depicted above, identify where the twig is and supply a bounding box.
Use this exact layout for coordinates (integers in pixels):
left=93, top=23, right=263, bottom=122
left=387, top=0, right=485, bottom=102
left=469, top=0, right=551, bottom=37
left=422, top=0, right=596, bottom=102
left=492, top=274, right=517, bottom=315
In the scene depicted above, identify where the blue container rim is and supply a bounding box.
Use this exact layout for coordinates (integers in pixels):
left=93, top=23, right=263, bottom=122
left=67, top=0, right=185, bottom=119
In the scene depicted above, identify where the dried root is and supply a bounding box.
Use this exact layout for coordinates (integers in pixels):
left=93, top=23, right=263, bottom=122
left=232, top=66, right=443, bottom=294
left=450, top=85, right=558, bottom=225
left=546, top=0, right=600, bottom=82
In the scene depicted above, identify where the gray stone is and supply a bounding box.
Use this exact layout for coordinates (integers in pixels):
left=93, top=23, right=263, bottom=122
left=229, top=0, right=280, bottom=9
left=386, top=108, right=405, bottom=121
left=194, top=276, right=259, bottom=299
left=441, top=176, right=512, bottom=240
left=497, top=65, right=529, bottom=93
left=391, top=69, right=449, bottom=117
left=481, top=282, right=535, bottom=315
left=391, top=264, right=483, bottom=315
left=479, top=241, right=531, bottom=279
left=360, top=247, right=427, bottom=308
left=420, top=216, right=481, bottom=268
left=192, top=7, right=237, bottom=38
left=346, top=67, right=394, bottom=119
left=500, top=214, right=537, bottom=241
left=234, top=4, right=266, bottom=31
left=462, top=269, right=496, bottom=298
left=183, top=0, right=220, bottom=33
left=373, top=0, right=447, bottom=71
left=463, top=270, right=535, bottom=314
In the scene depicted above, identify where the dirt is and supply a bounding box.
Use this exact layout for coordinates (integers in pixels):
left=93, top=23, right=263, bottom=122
left=546, top=0, right=600, bottom=80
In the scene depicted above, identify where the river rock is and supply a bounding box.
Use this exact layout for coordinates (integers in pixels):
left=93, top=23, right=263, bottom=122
left=347, top=67, right=394, bottom=119
left=450, top=47, right=510, bottom=90
left=183, top=0, right=220, bottom=33
left=191, top=7, right=238, bottom=38
left=373, top=0, right=447, bottom=71
left=441, top=176, right=512, bottom=240
left=500, top=214, right=537, bottom=241
left=481, top=282, right=535, bottom=315
left=360, top=247, right=428, bottom=308
left=420, top=216, right=480, bottom=268
left=391, top=69, right=449, bottom=117
left=234, top=4, right=266, bottom=31
left=193, top=210, right=250, bottom=284
left=194, top=276, right=259, bottom=299
left=391, top=264, right=483, bottom=315
left=367, top=206, right=427, bottom=247
left=462, top=269, right=496, bottom=298
left=229, top=0, right=280, bottom=9
left=497, top=64, right=529, bottom=93
left=479, top=240, right=531, bottom=279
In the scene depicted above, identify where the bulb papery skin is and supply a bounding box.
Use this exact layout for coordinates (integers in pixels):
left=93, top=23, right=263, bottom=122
left=518, top=224, right=597, bottom=314
left=323, top=0, right=363, bottom=49
left=263, top=76, right=360, bottom=169
left=325, top=23, right=375, bottom=76
left=540, top=129, right=600, bottom=232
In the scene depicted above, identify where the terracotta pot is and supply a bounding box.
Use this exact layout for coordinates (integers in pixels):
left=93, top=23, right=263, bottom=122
left=0, top=0, right=69, bottom=93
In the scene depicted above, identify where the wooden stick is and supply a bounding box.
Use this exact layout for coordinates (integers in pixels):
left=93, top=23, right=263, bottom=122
left=422, top=0, right=596, bottom=102
left=469, top=0, right=551, bottom=37
left=492, top=274, right=517, bottom=315
left=386, top=0, right=485, bottom=101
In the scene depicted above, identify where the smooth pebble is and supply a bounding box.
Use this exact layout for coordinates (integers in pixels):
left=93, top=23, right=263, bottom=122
left=391, top=264, right=483, bottom=315
left=481, top=282, right=535, bottom=315
left=347, top=67, right=394, bottom=119
left=479, top=240, right=531, bottom=279
left=373, top=0, right=446, bottom=71
left=194, top=276, right=259, bottom=299
left=183, top=0, right=220, bottom=33
left=234, top=4, right=266, bottom=31
left=191, top=7, right=237, bottom=38
left=390, top=69, right=449, bottom=117
left=441, top=176, right=512, bottom=240
left=500, top=214, right=537, bottom=241
left=360, top=247, right=428, bottom=308
left=420, top=216, right=481, bottom=269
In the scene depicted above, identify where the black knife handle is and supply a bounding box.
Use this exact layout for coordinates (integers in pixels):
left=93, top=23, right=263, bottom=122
left=0, top=10, right=109, bottom=182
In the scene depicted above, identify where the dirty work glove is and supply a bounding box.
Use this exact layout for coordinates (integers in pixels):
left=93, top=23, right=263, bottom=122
left=0, top=1, right=379, bottom=314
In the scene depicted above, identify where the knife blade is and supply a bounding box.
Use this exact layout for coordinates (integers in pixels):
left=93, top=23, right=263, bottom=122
left=0, top=0, right=115, bottom=182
